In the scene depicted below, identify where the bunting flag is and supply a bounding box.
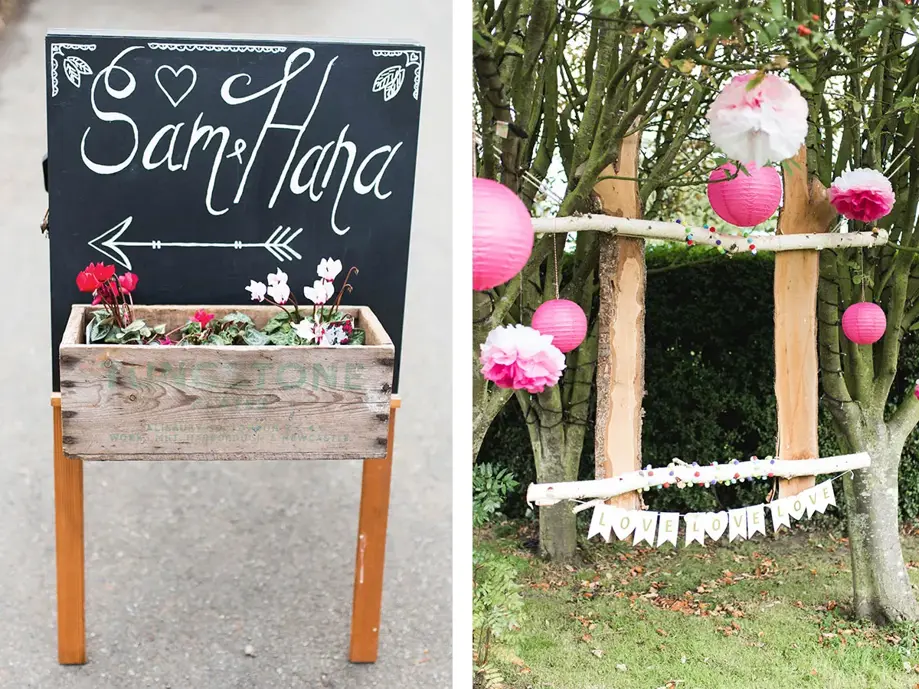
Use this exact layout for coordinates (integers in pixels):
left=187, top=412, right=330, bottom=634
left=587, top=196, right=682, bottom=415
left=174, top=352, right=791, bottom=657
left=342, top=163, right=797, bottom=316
left=585, top=480, right=837, bottom=547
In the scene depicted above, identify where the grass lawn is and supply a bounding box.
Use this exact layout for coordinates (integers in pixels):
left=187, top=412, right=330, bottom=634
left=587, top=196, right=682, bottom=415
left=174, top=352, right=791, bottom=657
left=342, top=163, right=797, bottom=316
left=476, top=521, right=919, bottom=689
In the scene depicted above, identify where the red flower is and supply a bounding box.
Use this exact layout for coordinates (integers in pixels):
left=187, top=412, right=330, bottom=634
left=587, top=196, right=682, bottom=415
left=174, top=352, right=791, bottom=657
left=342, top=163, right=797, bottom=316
left=76, top=270, right=100, bottom=293
left=193, top=309, right=215, bottom=327
left=87, top=262, right=116, bottom=282
left=811, top=13, right=820, bottom=21
left=118, top=272, right=139, bottom=293
left=797, top=24, right=812, bottom=36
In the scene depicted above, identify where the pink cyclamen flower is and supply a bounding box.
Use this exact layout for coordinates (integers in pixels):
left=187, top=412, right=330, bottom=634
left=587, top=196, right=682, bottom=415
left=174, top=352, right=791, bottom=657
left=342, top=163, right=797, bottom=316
left=193, top=309, right=215, bottom=327
left=707, top=72, right=808, bottom=165
left=828, top=169, right=895, bottom=223
left=479, top=324, right=565, bottom=394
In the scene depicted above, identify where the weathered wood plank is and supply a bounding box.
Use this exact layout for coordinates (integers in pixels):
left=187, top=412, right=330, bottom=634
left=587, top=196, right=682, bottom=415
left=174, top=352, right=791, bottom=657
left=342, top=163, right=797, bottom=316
left=350, top=398, right=399, bottom=662
left=59, top=305, right=394, bottom=460
left=52, top=393, right=86, bottom=664
left=774, top=148, right=837, bottom=498
left=594, top=131, right=645, bottom=512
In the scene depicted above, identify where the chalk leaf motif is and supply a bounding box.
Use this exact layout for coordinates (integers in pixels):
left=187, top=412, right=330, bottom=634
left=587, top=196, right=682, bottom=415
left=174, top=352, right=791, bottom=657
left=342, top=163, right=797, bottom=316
left=62, top=55, right=92, bottom=88
left=373, top=65, right=405, bottom=101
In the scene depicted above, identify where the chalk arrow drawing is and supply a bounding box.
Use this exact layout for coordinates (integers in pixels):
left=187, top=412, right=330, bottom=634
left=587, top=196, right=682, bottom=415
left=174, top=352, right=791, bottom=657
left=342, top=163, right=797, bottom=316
left=88, top=217, right=303, bottom=270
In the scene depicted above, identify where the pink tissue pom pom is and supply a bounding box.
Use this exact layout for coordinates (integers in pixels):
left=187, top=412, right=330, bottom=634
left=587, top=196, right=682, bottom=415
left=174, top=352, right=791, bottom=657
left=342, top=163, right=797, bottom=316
left=707, top=73, right=808, bottom=165
left=828, top=169, right=895, bottom=223
left=479, top=324, right=565, bottom=394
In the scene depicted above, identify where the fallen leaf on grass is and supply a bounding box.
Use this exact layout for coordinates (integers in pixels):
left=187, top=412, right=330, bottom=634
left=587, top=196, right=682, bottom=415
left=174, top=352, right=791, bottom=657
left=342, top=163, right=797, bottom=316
left=656, top=628, right=669, bottom=637
left=591, top=649, right=604, bottom=658
left=616, top=663, right=628, bottom=672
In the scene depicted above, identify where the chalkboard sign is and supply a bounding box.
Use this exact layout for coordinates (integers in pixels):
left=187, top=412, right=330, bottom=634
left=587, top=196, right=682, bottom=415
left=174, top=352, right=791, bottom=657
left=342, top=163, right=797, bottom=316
left=45, top=30, right=424, bottom=390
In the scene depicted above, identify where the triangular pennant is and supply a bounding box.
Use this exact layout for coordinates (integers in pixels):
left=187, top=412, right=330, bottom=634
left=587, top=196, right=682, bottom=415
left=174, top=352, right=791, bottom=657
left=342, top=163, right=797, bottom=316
left=746, top=504, right=766, bottom=537
left=611, top=509, right=638, bottom=541
left=817, top=481, right=836, bottom=512
left=786, top=493, right=807, bottom=521
left=803, top=486, right=822, bottom=517
left=633, top=512, right=659, bottom=546
left=728, top=508, right=747, bottom=542
left=769, top=499, right=791, bottom=531
left=684, top=513, right=705, bottom=546
left=656, top=513, right=679, bottom=547
left=588, top=504, right=613, bottom=541
left=704, top=511, right=728, bottom=542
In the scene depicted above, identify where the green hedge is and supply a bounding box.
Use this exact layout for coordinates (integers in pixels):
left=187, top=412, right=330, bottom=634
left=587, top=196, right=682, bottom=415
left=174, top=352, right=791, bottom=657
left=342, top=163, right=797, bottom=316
left=480, top=245, right=919, bottom=520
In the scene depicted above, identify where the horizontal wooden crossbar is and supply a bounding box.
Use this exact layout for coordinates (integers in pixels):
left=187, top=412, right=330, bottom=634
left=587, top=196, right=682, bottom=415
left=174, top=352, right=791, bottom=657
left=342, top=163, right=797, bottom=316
left=531, top=215, right=889, bottom=253
left=526, top=453, right=871, bottom=506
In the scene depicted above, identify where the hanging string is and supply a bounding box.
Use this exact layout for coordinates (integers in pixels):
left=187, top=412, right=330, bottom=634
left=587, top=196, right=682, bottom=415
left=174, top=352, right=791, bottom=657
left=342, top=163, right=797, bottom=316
left=860, top=247, right=866, bottom=303
left=552, top=235, right=560, bottom=300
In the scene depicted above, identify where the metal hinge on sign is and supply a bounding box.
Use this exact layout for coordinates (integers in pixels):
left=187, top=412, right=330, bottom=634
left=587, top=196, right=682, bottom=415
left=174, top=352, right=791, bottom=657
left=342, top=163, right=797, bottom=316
left=40, top=209, right=48, bottom=237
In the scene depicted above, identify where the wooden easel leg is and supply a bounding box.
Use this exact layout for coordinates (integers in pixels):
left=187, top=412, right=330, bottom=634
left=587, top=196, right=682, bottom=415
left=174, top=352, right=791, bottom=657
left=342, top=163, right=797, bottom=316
left=349, top=397, right=399, bottom=663
left=51, top=393, right=86, bottom=665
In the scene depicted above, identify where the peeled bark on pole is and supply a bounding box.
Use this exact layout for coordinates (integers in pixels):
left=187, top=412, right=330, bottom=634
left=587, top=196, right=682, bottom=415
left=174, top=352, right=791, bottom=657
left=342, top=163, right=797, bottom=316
left=775, top=147, right=836, bottom=499
left=593, top=131, right=644, bottom=512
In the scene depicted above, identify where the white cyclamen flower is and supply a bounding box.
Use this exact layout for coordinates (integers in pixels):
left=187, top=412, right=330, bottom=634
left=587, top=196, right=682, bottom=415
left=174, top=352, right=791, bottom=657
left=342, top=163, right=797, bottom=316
left=245, top=280, right=267, bottom=302
left=707, top=73, right=808, bottom=165
left=267, top=268, right=288, bottom=287
left=303, top=279, right=335, bottom=305
left=291, top=319, right=317, bottom=343
left=266, top=281, right=291, bottom=304
left=317, top=258, right=343, bottom=281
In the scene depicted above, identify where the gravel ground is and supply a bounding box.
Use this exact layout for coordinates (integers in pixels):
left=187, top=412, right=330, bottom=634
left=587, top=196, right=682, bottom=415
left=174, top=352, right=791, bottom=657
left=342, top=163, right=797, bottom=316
left=0, top=2, right=452, bottom=687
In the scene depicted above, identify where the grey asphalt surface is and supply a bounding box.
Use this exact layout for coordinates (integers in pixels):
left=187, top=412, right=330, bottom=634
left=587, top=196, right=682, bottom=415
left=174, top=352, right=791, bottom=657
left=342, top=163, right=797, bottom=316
left=0, top=2, right=452, bottom=687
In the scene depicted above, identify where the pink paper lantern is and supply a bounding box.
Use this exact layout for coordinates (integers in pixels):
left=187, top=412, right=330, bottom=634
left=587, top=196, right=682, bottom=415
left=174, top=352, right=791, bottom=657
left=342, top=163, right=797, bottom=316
left=707, top=162, right=783, bottom=227
left=841, top=302, right=886, bottom=345
left=473, top=178, right=534, bottom=291
left=531, top=299, right=587, bottom=353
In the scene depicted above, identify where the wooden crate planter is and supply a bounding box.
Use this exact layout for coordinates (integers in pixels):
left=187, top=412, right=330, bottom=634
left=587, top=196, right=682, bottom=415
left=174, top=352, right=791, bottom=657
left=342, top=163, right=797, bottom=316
left=59, top=305, right=395, bottom=461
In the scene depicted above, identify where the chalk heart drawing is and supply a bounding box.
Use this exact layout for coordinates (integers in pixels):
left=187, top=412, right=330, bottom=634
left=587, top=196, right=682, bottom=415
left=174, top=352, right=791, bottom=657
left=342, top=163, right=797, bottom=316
left=155, top=64, right=197, bottom=107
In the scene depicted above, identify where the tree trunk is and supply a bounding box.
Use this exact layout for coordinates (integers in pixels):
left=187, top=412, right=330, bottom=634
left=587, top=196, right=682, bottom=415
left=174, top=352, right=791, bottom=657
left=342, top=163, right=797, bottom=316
left=842, top=424, right=919, bottom=623
left=521, top=389, right=579, bottom=561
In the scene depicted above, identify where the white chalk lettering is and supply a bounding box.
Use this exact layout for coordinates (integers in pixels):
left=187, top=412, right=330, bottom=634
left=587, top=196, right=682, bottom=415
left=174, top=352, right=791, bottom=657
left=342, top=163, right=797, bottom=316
left=81, top=46, right=142, bottom=174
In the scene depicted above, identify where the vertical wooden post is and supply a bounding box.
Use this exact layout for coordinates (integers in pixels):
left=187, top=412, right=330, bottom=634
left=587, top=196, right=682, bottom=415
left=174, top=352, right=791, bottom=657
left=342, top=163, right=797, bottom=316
left=774, top=147, right=836, bottom=498
left=593, top=131, right=645, bottom=511
left=51, top=392, right=86, bottom=665
left=349, top=396, right=400, bottom=663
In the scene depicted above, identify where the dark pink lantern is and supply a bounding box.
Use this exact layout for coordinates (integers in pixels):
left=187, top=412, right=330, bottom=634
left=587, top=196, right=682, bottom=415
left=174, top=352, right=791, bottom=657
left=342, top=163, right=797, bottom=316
left=707, top=162, right=783, bottom=227
left=531, top=299, right=587, bottom=353
left=841, top=302, right=886, bottom=345
left=473, top=178, right=534, bottom=291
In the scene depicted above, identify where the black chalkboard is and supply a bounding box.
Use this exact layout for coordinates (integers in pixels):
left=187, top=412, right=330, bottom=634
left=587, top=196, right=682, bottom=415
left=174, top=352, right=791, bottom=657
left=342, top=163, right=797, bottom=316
left=45, top=30, right=424, bottom=390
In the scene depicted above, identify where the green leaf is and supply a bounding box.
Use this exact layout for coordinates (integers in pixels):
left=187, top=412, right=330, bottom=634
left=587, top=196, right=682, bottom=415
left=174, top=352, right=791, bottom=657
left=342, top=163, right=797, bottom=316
left=153, top=324, right=166, bottom=335
left=264, top=311, right=291, bottom=334
left=350, top=329, right=366, bottom=346
left=788, top=69, right=813, bottom=92
left=860, top=17, right=888, bottom=37
left=221, top=312, right=254, bottom=325
left=745, top=72, right=766, bottom=91
left=472, top=29, right=489, bottom=49
left=768, top=0, right=784, bottom=18
left=635, top=0, right=656, bottom=25
left=268, top=329, right=299, bottom=346
left=123, top=319, right=146, bottom=334
left=242, top=327, right=270, bottom=346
